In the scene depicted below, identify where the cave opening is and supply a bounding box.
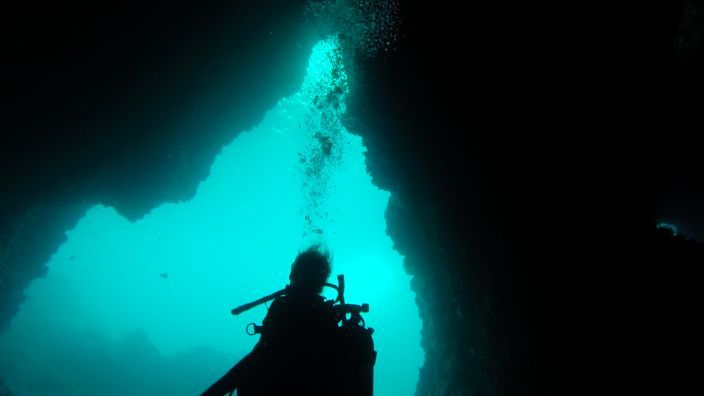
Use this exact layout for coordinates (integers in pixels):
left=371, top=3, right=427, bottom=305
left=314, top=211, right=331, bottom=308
left=0, top=38, right=423, bottom=396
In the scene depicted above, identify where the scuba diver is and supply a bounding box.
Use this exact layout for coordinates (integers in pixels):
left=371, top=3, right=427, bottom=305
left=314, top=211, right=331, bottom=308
left=202, top=246, right=376, bottom=396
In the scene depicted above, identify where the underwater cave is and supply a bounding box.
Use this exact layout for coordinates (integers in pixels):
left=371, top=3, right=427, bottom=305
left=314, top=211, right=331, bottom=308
left=1, top=37, right=423, bottom=396
left=2, top=1, right=704, bottom=395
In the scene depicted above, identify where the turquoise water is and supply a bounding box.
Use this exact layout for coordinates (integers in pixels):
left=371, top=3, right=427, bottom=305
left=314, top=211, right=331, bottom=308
left=0, top=38, right=423, bottom=395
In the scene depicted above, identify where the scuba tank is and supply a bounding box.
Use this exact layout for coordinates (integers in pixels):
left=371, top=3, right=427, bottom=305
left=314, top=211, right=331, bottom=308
left=231, top=274, right=376, bottom=396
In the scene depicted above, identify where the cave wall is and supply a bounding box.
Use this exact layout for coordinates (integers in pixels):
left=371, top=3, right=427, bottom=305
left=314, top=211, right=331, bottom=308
left=2, top=1, right=704, bottom=395
left=348, top=0, right=704, bottom=394
left=1, top=0, right=317, bottom=330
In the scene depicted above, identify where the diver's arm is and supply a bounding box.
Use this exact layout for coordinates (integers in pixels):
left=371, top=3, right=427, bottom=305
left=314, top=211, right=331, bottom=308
left=202, top=300, right=281, bottom=395
left=201, top=351, right=256, bottom=396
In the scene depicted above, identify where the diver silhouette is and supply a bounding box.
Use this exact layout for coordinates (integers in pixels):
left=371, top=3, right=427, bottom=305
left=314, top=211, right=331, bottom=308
left=202, top=246, right=376, bottom=396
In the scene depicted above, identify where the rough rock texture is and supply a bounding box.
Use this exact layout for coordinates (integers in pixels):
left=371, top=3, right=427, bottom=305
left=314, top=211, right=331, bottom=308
left=347, top=1, right=704, bottom=394
left=2, top=1, right=704, bottom=395
left=1, top=0, right=317, bottom=329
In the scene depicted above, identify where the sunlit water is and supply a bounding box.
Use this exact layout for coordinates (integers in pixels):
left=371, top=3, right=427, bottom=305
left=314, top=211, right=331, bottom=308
left=0, top=38, right=423, bottom=396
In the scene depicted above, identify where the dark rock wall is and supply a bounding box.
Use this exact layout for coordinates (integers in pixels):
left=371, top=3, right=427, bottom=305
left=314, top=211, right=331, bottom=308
left=2, top=1, right=704, bottom=395
left=1, top=0, right=317, bottom=329
left=348, top=1, right=704, bottom=394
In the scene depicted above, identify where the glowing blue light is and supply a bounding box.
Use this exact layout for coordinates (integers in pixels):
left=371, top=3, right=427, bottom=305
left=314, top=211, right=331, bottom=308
left=656, top=222, right=678, bottom=236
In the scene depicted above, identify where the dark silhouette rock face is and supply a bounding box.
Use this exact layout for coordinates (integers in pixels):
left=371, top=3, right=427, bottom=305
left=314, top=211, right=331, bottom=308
left=349, top=1, right=704, bottom=394
left=1, top=0, right=317, bottom=329
left=2, top=1, right=704, bottom=395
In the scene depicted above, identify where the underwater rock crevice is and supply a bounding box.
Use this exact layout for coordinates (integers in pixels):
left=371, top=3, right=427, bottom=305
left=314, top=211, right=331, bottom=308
left=2, top=1, right=704, bottom=395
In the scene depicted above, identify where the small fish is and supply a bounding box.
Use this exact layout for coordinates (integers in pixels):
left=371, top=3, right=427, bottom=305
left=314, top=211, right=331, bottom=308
left=159, top=272, right=169, bottom=279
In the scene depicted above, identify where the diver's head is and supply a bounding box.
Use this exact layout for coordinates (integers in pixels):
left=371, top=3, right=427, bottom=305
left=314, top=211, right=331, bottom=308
left=289, top=246, right=331, bottom=294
